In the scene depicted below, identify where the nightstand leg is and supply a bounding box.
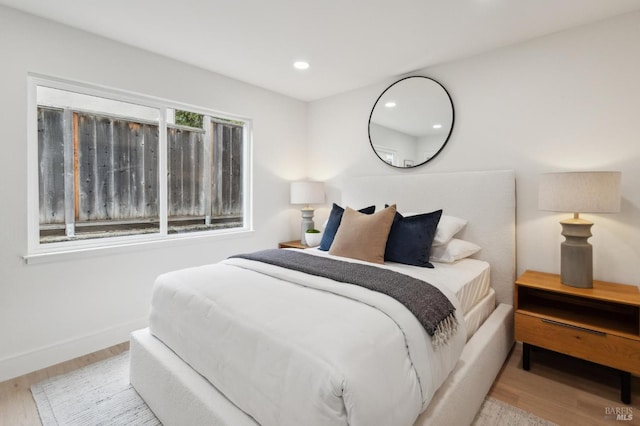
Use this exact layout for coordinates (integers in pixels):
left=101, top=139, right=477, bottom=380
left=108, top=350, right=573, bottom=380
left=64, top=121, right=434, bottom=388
left=522, top=342, right=531, bottom=371
left=621, top=371, right=631, bottom=404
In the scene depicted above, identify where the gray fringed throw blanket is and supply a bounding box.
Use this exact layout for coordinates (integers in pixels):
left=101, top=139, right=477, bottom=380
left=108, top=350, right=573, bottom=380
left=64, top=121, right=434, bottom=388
left=230, top=249, right=458, bottom=346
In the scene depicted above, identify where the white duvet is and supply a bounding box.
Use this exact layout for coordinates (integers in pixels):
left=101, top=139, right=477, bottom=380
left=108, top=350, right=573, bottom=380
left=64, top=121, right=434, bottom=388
left=149, top=253, right=466, bottom=426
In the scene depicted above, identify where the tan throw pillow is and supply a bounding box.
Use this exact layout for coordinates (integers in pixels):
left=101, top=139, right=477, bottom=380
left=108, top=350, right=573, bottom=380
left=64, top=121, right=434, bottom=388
left=329, top=204, right=396, bottom=264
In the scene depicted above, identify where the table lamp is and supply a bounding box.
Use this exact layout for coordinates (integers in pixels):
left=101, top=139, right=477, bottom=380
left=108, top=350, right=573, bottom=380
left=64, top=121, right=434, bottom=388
left=539, top=171, right=621, bottom=288
left=290, top=181, right=325, bottom=245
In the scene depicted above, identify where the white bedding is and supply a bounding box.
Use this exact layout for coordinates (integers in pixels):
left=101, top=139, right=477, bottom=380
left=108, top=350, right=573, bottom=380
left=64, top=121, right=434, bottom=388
left=149, top=254, right=467, bottom=426
left=304, top=248, right=491, bottom=315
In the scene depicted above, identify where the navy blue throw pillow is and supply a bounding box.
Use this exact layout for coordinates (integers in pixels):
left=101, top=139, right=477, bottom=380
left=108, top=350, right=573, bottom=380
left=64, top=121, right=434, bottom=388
left=319, top=203, right=376, bottom=251
left=384, top=209, right=443, bottom=267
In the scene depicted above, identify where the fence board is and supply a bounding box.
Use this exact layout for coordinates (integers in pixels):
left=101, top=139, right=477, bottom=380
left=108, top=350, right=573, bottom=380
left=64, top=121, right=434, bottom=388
left=94, top=117, right=113, bottom=220
left=143, top=124, right=159, bottom=216
left=116, top=119, right=131, bottom=219
left=38, top=108, right=66, bottom=224
left=221, top=126, right=231, bottom=214
left=231, top=126, right=243, bottom=213
left=212, top=124, right=223, bottom=217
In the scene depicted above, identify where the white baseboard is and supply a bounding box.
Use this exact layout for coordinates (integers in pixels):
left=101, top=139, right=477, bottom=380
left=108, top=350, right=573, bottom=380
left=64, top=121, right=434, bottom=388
left=0, top=317, right=148, bottom=382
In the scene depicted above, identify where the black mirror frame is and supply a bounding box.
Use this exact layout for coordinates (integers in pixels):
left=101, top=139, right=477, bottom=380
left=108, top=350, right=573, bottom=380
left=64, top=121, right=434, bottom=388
left=368, top=76, right=455, bottom=169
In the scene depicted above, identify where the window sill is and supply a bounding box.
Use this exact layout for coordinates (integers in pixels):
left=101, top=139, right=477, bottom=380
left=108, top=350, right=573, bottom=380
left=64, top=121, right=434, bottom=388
left=23, top=229, right=254, bottom=265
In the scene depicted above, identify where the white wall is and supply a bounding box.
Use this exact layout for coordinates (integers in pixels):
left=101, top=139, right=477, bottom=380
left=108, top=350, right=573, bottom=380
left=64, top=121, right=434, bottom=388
left=308, top=12, right=640, bottom=286
left=0, top=6, right=307, bottom=381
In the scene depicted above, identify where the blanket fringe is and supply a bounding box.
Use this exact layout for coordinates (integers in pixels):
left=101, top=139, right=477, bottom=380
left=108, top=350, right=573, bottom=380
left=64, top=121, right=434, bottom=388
left=431, top=313, right=458, bottom=347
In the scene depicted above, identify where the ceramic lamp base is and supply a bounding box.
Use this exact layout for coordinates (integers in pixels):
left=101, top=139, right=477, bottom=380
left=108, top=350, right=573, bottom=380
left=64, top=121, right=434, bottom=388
left=300, top=208, right=315, bottom=245
left=559, top=218, right=593, bottom=288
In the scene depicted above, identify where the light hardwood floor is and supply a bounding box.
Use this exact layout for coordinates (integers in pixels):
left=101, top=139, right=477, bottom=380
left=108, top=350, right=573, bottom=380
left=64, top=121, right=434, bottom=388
left=0, top=341, right=637, bottom=425
left=487, top=343, right=639, bottom=426
left=0, top=342, right=129, bottom=426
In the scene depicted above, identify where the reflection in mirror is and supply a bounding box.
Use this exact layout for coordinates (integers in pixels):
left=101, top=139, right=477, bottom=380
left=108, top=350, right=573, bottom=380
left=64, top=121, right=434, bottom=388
left=368, top=76, right=454, bottom=168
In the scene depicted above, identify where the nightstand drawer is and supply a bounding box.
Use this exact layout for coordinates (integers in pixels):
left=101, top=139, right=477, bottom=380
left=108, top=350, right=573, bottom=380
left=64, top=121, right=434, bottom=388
left=515, top=312, right=640, bottom=375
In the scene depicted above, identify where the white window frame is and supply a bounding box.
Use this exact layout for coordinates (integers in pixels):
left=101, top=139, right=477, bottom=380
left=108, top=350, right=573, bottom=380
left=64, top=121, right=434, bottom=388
left=373, top=145, right=397, bottom=167
left=25, top=74, right=253, bottom=264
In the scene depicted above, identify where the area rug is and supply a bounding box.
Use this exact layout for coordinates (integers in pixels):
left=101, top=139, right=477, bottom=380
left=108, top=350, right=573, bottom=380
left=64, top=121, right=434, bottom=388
left=473, top=397, right=557, bottom=426
left=31, top=352, right=159, bottom=426
left=32, top=351, right=556, bottom=426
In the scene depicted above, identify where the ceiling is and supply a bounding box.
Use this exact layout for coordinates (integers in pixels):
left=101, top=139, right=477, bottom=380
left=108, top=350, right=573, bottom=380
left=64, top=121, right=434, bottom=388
left=2, top=0, right=640, bottom=102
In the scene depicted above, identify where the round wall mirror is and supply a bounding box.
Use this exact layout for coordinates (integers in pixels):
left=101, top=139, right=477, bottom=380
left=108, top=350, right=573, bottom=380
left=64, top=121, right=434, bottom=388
left=368, top=76, right=454, bottom=168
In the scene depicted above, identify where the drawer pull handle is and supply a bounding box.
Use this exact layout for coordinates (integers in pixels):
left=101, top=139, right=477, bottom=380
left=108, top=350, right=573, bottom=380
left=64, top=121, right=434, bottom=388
left=541, top=319, right=606, bottom=336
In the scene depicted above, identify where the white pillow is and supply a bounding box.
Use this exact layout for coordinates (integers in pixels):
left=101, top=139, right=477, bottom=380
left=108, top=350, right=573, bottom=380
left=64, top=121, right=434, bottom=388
left=430, top=238, right=481, bottom=264
left=432, top=215, right=467, bottom=246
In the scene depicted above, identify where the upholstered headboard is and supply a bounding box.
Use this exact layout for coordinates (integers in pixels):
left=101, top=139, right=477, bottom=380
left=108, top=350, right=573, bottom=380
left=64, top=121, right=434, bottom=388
left=340, top=170, right=516, bottom=306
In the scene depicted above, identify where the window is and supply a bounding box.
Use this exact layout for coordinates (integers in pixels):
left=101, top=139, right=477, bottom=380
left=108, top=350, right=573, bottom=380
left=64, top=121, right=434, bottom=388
left=28, top=76, right=251, bottom=258
left=373, top=145, right=397, bottom=166
left=167, top=111, right=245, bottom=234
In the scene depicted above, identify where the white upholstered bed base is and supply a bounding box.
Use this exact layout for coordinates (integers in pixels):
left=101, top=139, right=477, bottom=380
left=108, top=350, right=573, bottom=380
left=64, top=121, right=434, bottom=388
left=131, top=304, right=513, bottom=426
left=130, top=170, right=516, bottom=426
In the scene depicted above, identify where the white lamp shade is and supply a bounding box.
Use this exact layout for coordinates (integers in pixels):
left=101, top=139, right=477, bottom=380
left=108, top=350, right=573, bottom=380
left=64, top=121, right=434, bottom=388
left=539, top=171, right=621, bottom=213
left=290, top=181, right=325, bottom=205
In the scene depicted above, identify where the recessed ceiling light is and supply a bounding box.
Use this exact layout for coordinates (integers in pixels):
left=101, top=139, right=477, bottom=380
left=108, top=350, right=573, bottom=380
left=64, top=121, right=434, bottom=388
left=432, top=124, right=442, bottom=129
left=293, top=61, right=310, bottom=70
left=385, top=101, right=396, bottom=108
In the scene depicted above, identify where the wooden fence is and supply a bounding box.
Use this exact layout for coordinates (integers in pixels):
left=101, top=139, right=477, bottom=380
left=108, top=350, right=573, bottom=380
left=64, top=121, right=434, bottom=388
left=77, top=111, right=160, bottom=222
left=38, top=106, right=243, bottom=237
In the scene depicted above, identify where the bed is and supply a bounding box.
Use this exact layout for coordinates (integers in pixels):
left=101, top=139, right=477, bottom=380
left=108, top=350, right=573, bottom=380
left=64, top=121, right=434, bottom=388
left=130, top=169, right=516, bottom=426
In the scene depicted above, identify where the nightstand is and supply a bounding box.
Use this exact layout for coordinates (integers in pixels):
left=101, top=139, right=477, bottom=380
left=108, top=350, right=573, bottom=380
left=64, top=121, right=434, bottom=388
left=278, top=240, right=308, bottom=249
left=514, top=270, right=640, bottom=404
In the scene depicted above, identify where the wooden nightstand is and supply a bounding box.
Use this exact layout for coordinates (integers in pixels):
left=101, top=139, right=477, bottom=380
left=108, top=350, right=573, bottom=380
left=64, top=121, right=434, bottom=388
left=515, top=270, right=640, bottom=404
left=278, top=240, right=308, bottom=249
